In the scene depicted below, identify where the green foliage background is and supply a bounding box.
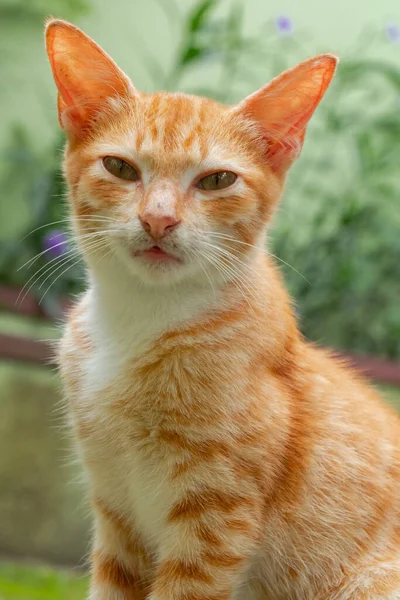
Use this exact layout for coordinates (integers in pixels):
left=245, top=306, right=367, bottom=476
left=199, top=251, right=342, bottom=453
left=0, top=0, right=399, bottom=357
left=0, top=0, right=89, bottom=18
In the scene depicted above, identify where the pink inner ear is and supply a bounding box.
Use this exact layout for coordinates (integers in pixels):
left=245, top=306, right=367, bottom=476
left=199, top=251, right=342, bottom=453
left=57, top=93, right=81, bottom=131
left=46, top=19, right=135, bottom=135
left=239, top=54, right=338, bottom=170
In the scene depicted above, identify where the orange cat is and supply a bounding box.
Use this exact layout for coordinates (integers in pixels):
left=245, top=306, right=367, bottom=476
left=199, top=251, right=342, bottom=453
left=46, top=19, right=400, bottom=600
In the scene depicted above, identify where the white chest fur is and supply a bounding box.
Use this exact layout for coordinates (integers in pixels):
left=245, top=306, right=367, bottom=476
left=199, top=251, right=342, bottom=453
left=76, top=399, right=172, bottom=545
left=68, top=277, right=222, bottom=547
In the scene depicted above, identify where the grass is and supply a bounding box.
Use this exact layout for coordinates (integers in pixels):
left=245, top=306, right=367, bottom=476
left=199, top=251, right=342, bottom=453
left=0, top=563, right=88, bottom=600
left=0, top=385, right=399, bottom=599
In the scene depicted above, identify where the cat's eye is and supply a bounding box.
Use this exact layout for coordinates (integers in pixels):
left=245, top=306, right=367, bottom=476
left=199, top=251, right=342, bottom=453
left=196, top=171, right=237, bottom=191
left=102, top=156, right=139, bottom=182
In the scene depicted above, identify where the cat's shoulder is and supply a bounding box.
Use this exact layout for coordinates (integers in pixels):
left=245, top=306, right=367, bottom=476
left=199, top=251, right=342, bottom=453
left=302, top=342, right=399, bottom=422
left=58, top=291, right=93, bottom=370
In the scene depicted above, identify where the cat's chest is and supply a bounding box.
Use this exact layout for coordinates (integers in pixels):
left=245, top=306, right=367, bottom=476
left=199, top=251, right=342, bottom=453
left=64, top=296, right=237, bottom=545
left=73, top=388, right=174, bottom=545
left=69, top=327, right=181, bottom=544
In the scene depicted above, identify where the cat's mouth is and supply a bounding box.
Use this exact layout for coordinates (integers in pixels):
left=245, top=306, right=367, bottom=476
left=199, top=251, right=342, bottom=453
left=134, top=245, right=182, bottom=263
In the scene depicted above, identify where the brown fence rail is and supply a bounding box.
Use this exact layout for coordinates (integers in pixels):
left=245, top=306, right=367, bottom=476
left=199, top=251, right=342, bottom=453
left=1, top=285, right=400, bottom=385
left=337, top=354, right=400, bottom=387
left=0, top=333, right=55, bottom=365
left=2, top=332, right=400, bottom=385
left=0, top=284, right=46, bottom=318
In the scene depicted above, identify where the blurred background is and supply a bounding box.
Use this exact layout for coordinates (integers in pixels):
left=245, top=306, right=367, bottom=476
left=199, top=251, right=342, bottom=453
left=1, top=0, right=400, bottom=596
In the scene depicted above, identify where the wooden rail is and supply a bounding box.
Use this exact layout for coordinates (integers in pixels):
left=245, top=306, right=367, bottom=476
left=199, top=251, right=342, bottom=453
left=0, top=284, right=60, bottom=365
left=337, top=354, right=400, bottom=386
left=1, top=284, right=400, bottom=385
left=0, top=333, right=55, bottom=365
left=0, top=283, right=46, bottom=318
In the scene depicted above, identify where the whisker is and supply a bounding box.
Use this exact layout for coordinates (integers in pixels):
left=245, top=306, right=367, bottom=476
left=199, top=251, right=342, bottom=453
left=37, top=238, right=109, bottom=292
left=37, top=254, right=84, bottom=292
left=204, top=231, right=310, bottom=284
left=268, top=252, right=310, bottom=285
left=39, top=241, right=113, bottom=306
left=201, top=240, right=262, bottom=281
left=20, top=216, right=118, bottom=242
left=201, top=247, right=259, bottom=314
left=206, top=254, right=258, bottom=316
left=188, top=249, right=217, bottom=297
left=18, top=240, right=72, bottom=273
left=206, top=242, right=261, bottom=290
left=17, top=236, right=111, bottom=307
left=17, top=247, right=81, bottom=305
left=216, top=257, right=260, bottom=309
left=37, top=240, right=109, bottom=305
left=38, top=259, right=83, bottom=306
left=18, top=228, right=121, bottom=272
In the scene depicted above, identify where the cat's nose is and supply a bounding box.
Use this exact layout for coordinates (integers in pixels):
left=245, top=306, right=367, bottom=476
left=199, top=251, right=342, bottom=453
left=139, top=212, right=181, bottom=239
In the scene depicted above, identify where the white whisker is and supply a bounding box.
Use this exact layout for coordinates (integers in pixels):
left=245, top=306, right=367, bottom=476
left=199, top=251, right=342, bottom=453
left=17, top=248, right=81, bottom=306
left=189, top=249, right=217, bottom=298
left=39, top=240, right=114, bottom=305
left=18, top=228, right=121, bottom=272
left=20, top=216, right=118, bottom=242
left=201, top=240, right=262, bottom=281
left=204, top=231, right=309, bottom=284
left=201, top=247, right=259, bottom=314
left=38, top=259, right=83, bottom=306
left=17, top=234, right=114, bottom=307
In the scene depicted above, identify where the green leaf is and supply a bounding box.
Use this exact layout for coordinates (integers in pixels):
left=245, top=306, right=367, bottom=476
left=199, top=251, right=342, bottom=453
left=339, top=59, right=400, bottom=90
left=180, top=45, right=204, bottom=65
left=188, top=0, right=217, bottom=33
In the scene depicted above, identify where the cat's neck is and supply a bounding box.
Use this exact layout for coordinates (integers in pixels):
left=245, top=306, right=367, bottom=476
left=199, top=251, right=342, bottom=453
left=83, top=258, right=217, bottom=355
left=85, top=251, right=295, bottom=358
left=91, top=266, right=222, bottom=334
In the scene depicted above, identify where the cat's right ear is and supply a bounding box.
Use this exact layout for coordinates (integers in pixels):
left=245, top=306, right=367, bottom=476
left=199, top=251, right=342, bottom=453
left=45, top=19, right=136, bottom=138
left=235, top=54, right=338, bottom=173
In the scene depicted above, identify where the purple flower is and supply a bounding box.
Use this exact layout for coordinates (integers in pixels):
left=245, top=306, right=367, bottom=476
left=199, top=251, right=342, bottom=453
left=385, top=23, right=400, bottom=43
left=42, top=229, right=69, bottom=258
left=275, top=15, right=293, bottom=36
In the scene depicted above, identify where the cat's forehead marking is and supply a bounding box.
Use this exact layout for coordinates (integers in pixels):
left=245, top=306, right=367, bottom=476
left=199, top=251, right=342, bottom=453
left=135, top=93, right=221, bottom=161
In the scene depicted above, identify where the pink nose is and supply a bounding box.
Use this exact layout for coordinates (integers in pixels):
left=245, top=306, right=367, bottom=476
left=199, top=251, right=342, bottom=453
left=139, top=213, right=181, bottom=239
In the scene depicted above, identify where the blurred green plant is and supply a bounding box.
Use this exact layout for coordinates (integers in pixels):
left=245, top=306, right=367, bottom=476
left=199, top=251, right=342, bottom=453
left=0, top=128, right=83, bottom=317
left=275, top=58, right=400, bottom=358
left=0, top=0, right=90, bottom=19
left=1, top=0, right=399, bottom=358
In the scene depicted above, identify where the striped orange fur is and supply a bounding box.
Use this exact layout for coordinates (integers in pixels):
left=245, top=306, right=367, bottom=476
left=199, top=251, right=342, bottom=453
left=46, top=19, right=400, bottom=600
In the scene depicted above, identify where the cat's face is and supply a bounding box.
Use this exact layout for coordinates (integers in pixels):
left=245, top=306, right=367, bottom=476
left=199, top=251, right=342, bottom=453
left=65, top=92, right=280, bottom=285
left=46, top=20, right=337, bottom=287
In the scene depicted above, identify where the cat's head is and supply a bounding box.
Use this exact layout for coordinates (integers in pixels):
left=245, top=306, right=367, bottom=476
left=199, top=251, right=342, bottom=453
left=45, top=20, right=337, bottom=287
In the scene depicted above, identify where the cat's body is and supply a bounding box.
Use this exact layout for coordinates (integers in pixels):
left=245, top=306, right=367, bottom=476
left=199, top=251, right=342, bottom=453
left=62, top=258, right=400, bottom=600
left=46, top=20, right=400, bottom=600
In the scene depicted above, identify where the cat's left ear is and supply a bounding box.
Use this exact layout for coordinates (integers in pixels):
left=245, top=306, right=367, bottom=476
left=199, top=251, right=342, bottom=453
left=45, top=19, right=136, bottom=139
left=236, top=54, right=338, bottom=172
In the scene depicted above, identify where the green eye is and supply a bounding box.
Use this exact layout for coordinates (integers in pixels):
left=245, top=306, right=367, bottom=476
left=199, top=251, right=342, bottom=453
left=197, top=171, right=237, bottom=191
left=103, top=156, right=139, bottom=181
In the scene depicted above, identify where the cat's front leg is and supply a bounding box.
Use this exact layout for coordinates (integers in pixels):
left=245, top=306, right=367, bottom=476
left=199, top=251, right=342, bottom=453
left=88, top=498, right=153, bottom=600
left=149, top=486, right=262, bottom=600
left=89, top=550, right=147, bottom=600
